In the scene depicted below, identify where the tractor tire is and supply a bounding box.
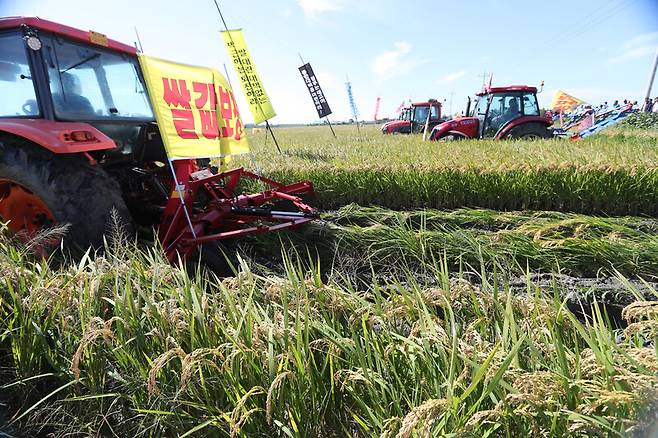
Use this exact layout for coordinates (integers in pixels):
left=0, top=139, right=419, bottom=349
left=185, top=241, right=234, bottom=279
left=505, top=123, right=552, bottom=140
left=0, top=134, right=132, bottom=253
left=437, top=132, right=468, bottom=141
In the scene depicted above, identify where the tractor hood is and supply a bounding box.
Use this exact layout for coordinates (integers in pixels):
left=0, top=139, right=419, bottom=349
left=381, top=119, right=411, bottom=134
left=430, top=117, right=479, bottom=140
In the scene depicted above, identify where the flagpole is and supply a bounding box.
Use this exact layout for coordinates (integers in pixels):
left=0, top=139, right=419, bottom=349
left=213, top=0, right=282, bottom=154
left=265, top=120, right=281, bottom=154
left=644, top=48, right=658, bottom=103
left=299, top=52, right=336, bottom=138
left=325, top=118, right=336, bottom=138
left=138, top=32, right=196, bottom=238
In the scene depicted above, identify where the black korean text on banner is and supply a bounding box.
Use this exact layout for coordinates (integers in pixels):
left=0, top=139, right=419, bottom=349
left=298, top=63, right=332, bottom=119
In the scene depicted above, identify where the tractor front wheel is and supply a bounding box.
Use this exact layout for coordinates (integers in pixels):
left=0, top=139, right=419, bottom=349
left=0, top=135, right=132, bottom=253
left=506, top=123, right=552, bottom=140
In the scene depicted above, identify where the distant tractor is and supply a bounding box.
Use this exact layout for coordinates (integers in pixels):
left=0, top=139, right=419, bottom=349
left=430, top=86, right=552, bottom=141
left=381, top=99, right=442, bottom=134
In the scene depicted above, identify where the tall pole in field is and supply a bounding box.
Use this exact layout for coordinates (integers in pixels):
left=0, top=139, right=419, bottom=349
left=213, top=0, right=282, bottom=154
left=449, top=90, right=454, bottom=117
left=644, top=48, right=658, bottom=103
left=299, top=53, right=336, bottom=138
left=345, top=76, right=360, bottom=133
left=422, top=106, right=431, bottom=141
left=477, top=71, right=489, bottom=89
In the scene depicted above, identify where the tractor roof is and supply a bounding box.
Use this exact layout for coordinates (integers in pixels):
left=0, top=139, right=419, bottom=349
left=0, top=16, right=137, bottom=56
left=411, top=100, right=441, bottom=107
left=477, top=85, right=537, bottom=96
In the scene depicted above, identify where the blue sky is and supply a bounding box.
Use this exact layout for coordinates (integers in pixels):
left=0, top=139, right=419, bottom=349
left=2, top=0, right=657, bottom=123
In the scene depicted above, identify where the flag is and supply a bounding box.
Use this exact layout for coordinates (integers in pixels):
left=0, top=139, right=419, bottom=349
left=345, top=80, right=359, bottom=120
left=550, top=90, right=585, bottom=113
left=374, top=97, right=381, bottom=121
left=298, top=63, right=332, bottom=118
left=138, top=54, right=249, bottom=161
left=221, top=29, right=276, bottom=124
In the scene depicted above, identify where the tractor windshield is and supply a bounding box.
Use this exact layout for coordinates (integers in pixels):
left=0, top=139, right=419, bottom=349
left=41, top=35, right=153, bottom=121
left=413, top=106, right=429, bottom=123
left=0, top=33, right=40, bottom=117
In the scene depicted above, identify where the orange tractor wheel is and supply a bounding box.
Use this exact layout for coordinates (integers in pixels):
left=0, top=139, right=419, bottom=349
left=0, top=179, right=56, bottom=236
left=0, top=135, right=132, bottom=254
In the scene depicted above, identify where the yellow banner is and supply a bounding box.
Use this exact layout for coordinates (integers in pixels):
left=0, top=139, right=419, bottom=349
left=550, top=90, right=585, bottom=113
left=138, top=54, right=249, bottom=161
left=221, top=29, right=276, bottom=125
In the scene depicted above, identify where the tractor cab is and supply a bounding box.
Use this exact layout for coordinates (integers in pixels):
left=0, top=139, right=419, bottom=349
left=381, top=100, right=441, bottom=134
left=0, top=19, right=160, bottom=160
left=430, top=86, right=552, bottom=141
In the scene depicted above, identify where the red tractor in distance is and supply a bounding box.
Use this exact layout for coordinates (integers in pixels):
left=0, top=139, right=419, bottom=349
left=381, top=99, right=442, bottom=134
left=429, top=85, right=553, bottom=141
left=0, top=17, right=318, bottom=273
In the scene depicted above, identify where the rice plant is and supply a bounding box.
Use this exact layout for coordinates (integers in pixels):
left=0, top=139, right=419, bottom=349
left=1, top=233, right=657, bottom=437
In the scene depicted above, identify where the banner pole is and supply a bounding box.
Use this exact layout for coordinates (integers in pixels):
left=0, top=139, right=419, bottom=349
left=422, top=107, right=431, bottom=141
left=299, top=52, right=335, bottom=138
left=265, top=120, right=282, bottom=154
left=325, top=117, right=336, bottom=138
left=167, top=160, right=197, bottom=239
left=222, top=61, right=266, bottom=174
left=213, top=0, right=281, bottom=153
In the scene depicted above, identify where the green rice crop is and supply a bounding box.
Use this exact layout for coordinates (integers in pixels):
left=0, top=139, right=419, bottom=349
left=237, top=125, right=658, bottom=215
left=1, top=231, right=658, bottom=437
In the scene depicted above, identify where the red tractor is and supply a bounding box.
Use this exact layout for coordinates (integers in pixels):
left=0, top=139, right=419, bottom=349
left=0, top=17, right=318, bottom=272
left=381, top=99, right=442, bottom=134
left=429, top=85, right=553, bottom=140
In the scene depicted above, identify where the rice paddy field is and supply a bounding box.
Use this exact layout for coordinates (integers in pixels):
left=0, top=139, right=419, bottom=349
left=241, top=124, right=658, bottom=215
left=1, top=124, right=658, bottom=437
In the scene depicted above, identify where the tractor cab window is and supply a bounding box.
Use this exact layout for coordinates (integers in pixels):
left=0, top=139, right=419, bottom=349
left=413, top=106, right=429, bottom=124
left=41, top=36, right=153, bottom=121
left=472, top=96, right=488, bottom=119
left=484, top=93, right=522, bottom=136
left=522, top=93, right=539, bottom=116
left=0, top=33, right=40, bottom=117
left=429, top=104, right=439, bottom=119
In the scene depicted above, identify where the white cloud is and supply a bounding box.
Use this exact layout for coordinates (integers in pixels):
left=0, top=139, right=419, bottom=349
left=608, top=32, right=658, bottom=64
left=437, top=70, right=466, bottom=85
left=297, top=0, right=344, bottom=17
left=623, top=31, right=658, bottom=49
left=609, top=46, right=656, bottom=64
left=370, top=42, right=427, bottom=83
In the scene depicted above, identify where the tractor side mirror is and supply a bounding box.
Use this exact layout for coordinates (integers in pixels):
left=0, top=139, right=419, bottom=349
left=0, top=62, right=20, bottom=82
